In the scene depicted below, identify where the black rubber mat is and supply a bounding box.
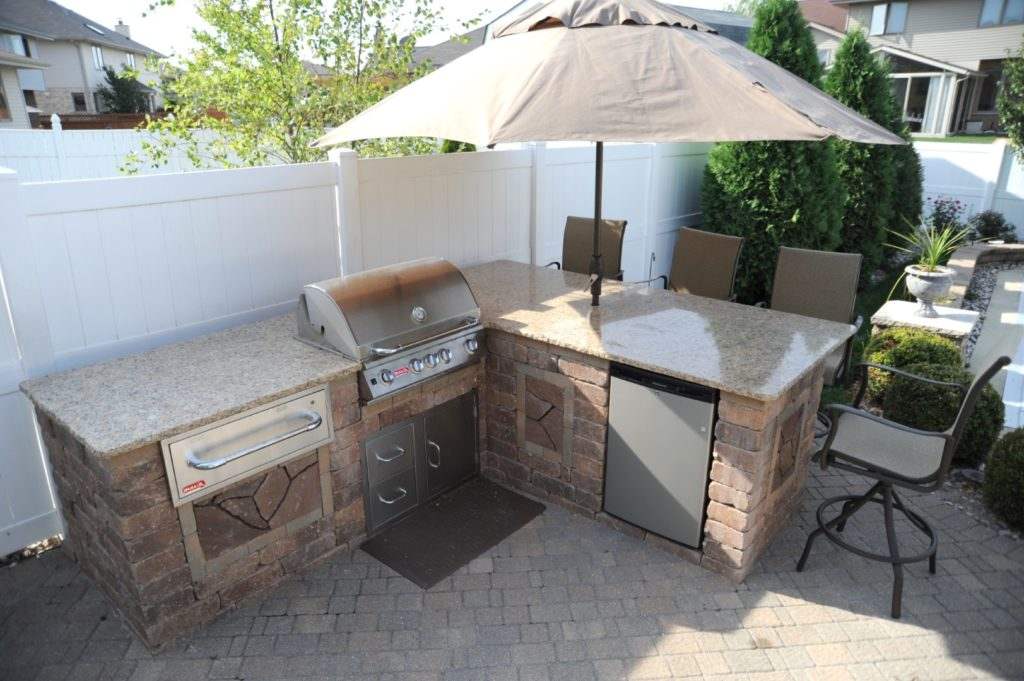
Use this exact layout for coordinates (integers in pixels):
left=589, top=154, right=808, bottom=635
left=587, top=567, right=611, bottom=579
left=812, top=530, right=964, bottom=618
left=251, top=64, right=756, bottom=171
left=360, top=478, right=545, bottom=589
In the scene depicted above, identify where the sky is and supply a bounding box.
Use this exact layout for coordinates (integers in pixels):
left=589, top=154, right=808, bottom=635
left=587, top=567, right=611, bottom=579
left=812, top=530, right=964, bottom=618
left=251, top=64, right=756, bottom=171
left=55, top=0, right=735, bottom=57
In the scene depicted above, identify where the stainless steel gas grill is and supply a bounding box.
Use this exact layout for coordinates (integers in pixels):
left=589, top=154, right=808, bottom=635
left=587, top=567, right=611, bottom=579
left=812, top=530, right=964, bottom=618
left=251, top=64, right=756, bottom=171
left=297, top=258, right=484, bottom=403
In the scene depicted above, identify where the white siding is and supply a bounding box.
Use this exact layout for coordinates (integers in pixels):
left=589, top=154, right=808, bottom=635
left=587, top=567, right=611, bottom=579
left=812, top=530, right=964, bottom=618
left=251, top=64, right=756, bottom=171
left=0, top=67, right=30, bottom=129
left=848, top=0, right=1024, bottom=70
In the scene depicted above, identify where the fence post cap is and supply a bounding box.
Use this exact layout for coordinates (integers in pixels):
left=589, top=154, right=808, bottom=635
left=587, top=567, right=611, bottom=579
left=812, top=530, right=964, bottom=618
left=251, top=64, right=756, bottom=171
left=49, top=113, right=62, bottom=131
left=0, top=166, right=18, bottom=181
left=327, top=147, right=358, bottom=159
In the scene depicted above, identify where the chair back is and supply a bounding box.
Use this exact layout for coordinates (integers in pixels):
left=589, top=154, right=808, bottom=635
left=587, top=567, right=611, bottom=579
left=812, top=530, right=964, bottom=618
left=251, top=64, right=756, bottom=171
left=667, top=228, right=744, bottom=300
left=940, top=356, right=1012, bottom=479
left=770, top=247, right=861, bottom=324
left=561, top=216, right=627, bottom=277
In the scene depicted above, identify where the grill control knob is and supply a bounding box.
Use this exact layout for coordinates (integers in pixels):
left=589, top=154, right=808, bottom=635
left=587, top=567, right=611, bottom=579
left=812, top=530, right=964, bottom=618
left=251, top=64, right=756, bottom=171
left=380, top=369, right=395, bottom=384
left=425, top=353, right=439, bottom=368
left=465, top=338, right=479, bottom=354
left=439, top=348, right=453, bottom=363
left=410, top=358, right=424, bottom=373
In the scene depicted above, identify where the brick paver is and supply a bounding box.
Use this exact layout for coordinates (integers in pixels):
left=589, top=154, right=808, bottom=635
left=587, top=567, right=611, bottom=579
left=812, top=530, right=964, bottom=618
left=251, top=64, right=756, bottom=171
left=1, top=466, right=1021, bottom=680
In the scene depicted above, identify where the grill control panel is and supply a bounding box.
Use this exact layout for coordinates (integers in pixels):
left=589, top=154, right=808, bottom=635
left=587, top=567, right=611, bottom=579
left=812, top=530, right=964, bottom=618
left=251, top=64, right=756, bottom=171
left=360, top=326, right=483, bottom=403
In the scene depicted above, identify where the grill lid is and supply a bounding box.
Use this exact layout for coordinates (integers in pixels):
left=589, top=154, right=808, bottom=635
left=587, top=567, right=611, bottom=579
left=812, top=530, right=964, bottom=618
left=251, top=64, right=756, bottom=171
left=297, top=258, right=480, bottom=361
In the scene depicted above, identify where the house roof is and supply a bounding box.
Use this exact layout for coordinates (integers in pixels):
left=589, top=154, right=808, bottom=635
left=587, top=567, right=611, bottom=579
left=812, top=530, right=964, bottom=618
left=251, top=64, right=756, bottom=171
left=798, top=0, right=848, bottom=31
left=0, top=47, right=48, bottom=69
left=807, top=21, right=846, bottom=39
left=871, top=44, right=981, bottom=76
left=0, top=0, right=163, bottom=57
left=414, top=3, right=752, bottom=69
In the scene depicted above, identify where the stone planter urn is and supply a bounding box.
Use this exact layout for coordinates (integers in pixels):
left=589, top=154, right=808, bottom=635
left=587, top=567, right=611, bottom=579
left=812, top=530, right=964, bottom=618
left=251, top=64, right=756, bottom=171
left=905, top=264, right=955, bottom=318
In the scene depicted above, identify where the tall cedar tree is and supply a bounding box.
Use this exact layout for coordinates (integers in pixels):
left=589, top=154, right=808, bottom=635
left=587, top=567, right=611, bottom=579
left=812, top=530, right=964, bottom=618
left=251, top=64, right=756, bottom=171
left=999, top=38, right=1024, bottom=162
left=825, top=30, right=897, bottom=280
left=96, top=66, right=151, bottom=113
left=701, top=0, right=844, bottom=303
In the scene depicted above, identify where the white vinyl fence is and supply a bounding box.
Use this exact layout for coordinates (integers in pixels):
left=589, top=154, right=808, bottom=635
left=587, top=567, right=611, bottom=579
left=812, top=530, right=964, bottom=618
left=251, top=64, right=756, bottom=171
left=917, top=140, right=1024, bottom=233
left=0, top=143, right=709, bottom=554
left=0, top=123, right=226, bottom=182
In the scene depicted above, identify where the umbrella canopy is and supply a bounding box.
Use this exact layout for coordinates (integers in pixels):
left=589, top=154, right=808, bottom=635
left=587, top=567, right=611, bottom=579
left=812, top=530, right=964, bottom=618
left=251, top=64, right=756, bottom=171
left=315, top=0, right=904, bottom=148
left=316, top=0, right=905, bottom=307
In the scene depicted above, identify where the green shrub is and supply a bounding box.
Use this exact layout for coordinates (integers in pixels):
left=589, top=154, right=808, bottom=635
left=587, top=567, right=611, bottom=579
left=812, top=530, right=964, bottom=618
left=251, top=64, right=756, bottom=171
left=863, top=328, right=962, bottom=400
left=882, top=362, right=1003, bottom=466
left=701, top=0, right=844, bottom=303
left=998, top=38, right=1024, bottom=163
left=984, top=429, right=1024, bottom=531
left=825, top=31, right=897, bottom=282
left=890, top=140, right=923, bottom=240
left=969, top=210, right=1017, bottom=243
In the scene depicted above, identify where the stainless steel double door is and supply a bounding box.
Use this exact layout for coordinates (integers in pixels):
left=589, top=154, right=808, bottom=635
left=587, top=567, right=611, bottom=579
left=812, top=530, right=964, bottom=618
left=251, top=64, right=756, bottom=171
left=363, top=390, right=478, bottom=532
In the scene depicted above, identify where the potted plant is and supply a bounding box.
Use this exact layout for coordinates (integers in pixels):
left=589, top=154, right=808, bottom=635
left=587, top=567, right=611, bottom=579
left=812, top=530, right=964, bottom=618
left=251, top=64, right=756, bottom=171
left=888, top=221, right=971, bottom=317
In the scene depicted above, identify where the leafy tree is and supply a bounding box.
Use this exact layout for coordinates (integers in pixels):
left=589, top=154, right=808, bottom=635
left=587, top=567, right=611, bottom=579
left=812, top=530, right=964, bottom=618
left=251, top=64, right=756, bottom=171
left=701, top=0, right=844, bottom=303
left=825, top=30, right=897, bottom=280
left=127, top=0, right=447, bottom=171
left=440, top=139, right=476, bottom=153
left=96, top=66, right=151, bottom=113
left=999, top=38, right=1024, bottom=161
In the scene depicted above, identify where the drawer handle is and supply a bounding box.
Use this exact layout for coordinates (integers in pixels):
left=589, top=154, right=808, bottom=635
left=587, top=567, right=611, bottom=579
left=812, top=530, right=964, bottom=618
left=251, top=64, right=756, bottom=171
left=426, top=439, right=441, bottom=469
left=374, top=446, right=405, bottom=463
left=377, top=487, right=408, bottom=504
left=186, top=411, right=323, bottom=471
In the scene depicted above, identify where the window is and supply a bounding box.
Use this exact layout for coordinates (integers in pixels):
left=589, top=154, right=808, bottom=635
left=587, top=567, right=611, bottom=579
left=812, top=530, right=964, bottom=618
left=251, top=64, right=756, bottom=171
left=125, top=52, right=135, bottom=68
left=817, top=48, right=832, bottom=67
left=91, top=45, right=104, bottom=69
left=869, top=3, right=907, bottom=35
left=0, top=81, right=10, bottom=121
left=72, top=92, right=86, bottom=112
left=980, top=0, right=1024, bottom=25
left=0, top=32, right=27, bottom=56
left=978, top=61, right=1005, bottom=112
left=22, top=90, right=36, bottom=107
left=85, top=23, right=105, bottom=35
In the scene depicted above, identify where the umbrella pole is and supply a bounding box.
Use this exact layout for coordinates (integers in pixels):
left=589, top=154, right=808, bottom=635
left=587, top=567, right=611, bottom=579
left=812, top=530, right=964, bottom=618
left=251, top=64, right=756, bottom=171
left=589, top=141, right=604, bottom=307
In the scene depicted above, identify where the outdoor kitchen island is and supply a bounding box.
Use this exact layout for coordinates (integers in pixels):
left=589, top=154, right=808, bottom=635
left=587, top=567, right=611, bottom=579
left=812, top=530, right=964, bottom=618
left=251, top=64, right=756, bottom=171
left=465, top=260, right=856, bottom=582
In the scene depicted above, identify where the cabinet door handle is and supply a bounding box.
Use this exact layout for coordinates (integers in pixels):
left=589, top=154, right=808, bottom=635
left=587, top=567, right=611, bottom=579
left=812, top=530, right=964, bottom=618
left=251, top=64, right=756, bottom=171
left=374, top=446, right=405, bottom=463
left=426, top=439, right=441, bottom=468
left=377, top=487, right=408, bottom=504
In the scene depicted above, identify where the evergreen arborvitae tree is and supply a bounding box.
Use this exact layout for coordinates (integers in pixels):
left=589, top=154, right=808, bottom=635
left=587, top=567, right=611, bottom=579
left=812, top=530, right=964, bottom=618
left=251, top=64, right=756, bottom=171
left=95, top=66, right=150, bottom=114
left=701, top=0, right=844, bottom=303
left=825, top=30, right=897, bottom=281
left=889, top=121, right=923, bottom=239
left=999, top=38, right=1024, bottom=161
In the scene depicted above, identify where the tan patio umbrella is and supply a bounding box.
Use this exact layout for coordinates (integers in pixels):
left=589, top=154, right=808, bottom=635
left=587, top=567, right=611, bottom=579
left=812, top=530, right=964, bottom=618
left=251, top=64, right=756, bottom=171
left=315, top=0, right=904, bottom=306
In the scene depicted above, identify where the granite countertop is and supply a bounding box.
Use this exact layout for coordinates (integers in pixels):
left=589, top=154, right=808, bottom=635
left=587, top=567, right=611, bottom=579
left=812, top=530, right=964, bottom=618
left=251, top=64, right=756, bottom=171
left=463, top=260, right=856, bottom=401
left=21, top=314, right=358, bottom=458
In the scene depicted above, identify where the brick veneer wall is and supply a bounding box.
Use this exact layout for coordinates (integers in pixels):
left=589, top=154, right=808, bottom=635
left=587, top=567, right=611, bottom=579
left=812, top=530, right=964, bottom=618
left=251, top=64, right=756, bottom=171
left=479, top=329, right=826, bottom=583
left=39, top=360, right=484, bottom=649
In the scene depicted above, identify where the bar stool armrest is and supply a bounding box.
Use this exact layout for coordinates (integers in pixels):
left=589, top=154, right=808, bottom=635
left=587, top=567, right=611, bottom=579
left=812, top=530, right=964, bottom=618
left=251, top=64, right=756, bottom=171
left=852, top=361, right=967, bottom=408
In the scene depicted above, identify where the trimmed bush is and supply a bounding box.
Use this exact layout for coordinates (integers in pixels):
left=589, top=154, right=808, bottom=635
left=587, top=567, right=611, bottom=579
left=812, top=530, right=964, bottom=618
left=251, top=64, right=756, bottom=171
left=984, top=429, right=1024, bottom=531
left=883, top=362, right=1004, bottom=467
left=701, top=0, right=844, bottom=303
left=969, top=210, right=1017, bottom=243
left=863, top=328, right=962, bottom=401
left=825, top=30, right=896, bottom=282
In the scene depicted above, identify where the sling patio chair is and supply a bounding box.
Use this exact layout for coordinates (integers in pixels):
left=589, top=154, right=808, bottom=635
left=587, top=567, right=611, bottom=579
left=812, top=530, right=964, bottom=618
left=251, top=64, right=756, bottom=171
left=636, top=227, right=744, bottom=301
left=547, top=216, right=627, bottom=279
left=797, top=355, right=1010, bottom=618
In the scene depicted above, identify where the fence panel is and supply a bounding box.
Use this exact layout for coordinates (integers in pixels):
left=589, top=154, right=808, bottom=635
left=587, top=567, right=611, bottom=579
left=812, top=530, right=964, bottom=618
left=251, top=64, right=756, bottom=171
left=0, top=128, right=226, bottom=182
left=352, top=149, right=534, bottom=271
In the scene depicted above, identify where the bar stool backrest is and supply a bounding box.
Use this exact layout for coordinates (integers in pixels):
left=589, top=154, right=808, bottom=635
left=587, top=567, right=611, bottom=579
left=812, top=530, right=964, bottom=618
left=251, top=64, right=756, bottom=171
left=561, top=216, right=627, bottom=277
left=667, top=227, right=744, bottom=300
left=771, top=247, right=861, bottom=324
left=938, top=356, right=1012, bottom=482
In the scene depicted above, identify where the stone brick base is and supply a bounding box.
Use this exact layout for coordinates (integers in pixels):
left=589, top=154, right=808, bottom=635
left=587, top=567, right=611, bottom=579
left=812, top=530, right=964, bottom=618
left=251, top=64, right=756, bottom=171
left=38, top=374, right=365, bottom=648
left=478, top=328, right=826, bottom=583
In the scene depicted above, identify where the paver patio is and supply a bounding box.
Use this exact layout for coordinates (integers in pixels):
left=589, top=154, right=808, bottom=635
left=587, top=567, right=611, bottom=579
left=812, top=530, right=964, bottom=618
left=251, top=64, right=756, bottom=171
left=2, top=465, right=1022, bottom=681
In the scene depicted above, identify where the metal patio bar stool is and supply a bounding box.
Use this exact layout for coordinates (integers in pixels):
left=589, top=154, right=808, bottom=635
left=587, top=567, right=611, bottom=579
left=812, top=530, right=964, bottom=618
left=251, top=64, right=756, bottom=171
left=637, top=227, right=743, bottom=300
left=796, top=355, right=1010, bottom=618
left=547, top=216, right=627, bottom=279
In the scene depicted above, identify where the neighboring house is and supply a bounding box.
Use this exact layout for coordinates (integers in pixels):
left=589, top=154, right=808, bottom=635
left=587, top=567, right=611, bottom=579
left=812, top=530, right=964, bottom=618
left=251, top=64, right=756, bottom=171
left=0, top=47, right=48, bottom=128
left=805, top=0, right=1024, bottom=135
left=0, top=0, right=162, bottom=117
left=414, top=3, right=753, bottom=69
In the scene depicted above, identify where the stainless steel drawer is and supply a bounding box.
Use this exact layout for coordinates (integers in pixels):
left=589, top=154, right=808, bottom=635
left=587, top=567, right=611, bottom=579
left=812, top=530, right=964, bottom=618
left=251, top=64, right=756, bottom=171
left=162, top=386, right=334, bottom=506
left=364, top=422, right=415, bottom=485
left=367, top=467, right=418, bottom=530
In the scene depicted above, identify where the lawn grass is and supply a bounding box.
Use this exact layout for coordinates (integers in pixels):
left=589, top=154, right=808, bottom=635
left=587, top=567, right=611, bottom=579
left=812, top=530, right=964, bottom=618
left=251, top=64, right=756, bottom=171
left=820, top=266, right=906, bottom=406
left=914, top=134, right=1006, bottom=144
